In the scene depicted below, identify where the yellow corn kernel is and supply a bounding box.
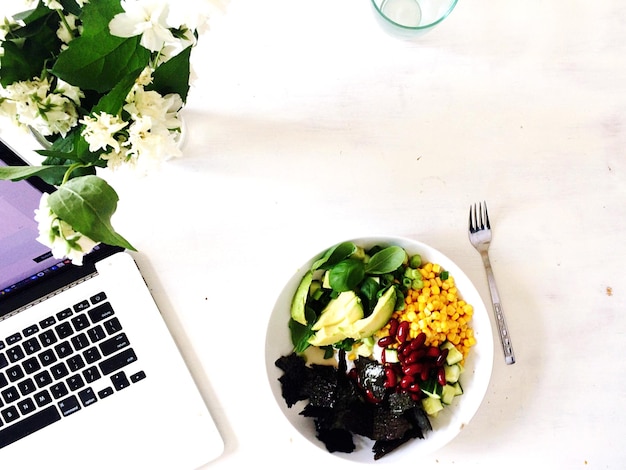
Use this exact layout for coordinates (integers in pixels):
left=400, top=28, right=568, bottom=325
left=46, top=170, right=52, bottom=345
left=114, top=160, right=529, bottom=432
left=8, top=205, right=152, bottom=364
left=432, top=264, right=441, bottom=273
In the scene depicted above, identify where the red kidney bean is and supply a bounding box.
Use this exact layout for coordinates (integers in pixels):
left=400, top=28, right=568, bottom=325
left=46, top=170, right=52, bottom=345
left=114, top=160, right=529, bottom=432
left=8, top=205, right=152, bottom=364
left=402, top=363, right=423, bottom=377
left=396, top=321, right=410, bottom=343
left=435, top=348, right=449, bottom=366
left=409, top=333, right=427, bottom=350
left=388, top=318, right=399, bottom=338
left=407, top=349, right=426, bottom=364
left=437, top=367, right=447, bottom=386
left=384, top=367, right=397, bottom=388
left=410, top=392, right=421, bottom=402
left=426, top=346, right=440, bottom=358
left=366, top=389, right=384, bottom=404
left=378, top=335, right=395, bottom=348
left=420, top=367, right=430, bottom=382
left=408, top=383, right=421, bottom=394
left=400, top=374, right=414, bottom=389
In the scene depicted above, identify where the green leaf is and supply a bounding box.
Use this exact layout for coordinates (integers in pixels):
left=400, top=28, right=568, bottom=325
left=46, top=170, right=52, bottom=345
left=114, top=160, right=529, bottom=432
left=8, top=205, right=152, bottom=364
left=0, top=165, right=69, bottom=184
left=289, top=316, right=314, bottom=354
left=48, top=175, right=135, bottom=250
left=0, top=13, right=60, bottom=86
left=59, top=0, right=82, bottom=16
left=149, top=46, right=192, bottom=102
left=92, top=67, right=144, bottom=115
left=329, top=259, right=365, bottom=292
left=365, top=246, right=407, bottom=275
left=311, top=241, right=356, bottom=272
left=51, top=0, right=150, bottom=93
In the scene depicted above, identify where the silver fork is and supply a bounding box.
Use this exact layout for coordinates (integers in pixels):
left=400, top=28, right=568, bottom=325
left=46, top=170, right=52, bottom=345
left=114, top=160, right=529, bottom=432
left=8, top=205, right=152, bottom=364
left=468, top=202, right=515, bottom=365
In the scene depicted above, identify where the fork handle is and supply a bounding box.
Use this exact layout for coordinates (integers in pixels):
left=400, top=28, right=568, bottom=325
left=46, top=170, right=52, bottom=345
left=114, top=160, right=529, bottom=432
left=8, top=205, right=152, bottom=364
left=481, top=252, right=516, bottom=365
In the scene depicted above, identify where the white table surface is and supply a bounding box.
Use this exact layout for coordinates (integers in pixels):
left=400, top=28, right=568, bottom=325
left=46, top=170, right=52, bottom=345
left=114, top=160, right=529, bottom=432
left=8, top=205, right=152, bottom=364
left=2, top=1, right=625, bottom=468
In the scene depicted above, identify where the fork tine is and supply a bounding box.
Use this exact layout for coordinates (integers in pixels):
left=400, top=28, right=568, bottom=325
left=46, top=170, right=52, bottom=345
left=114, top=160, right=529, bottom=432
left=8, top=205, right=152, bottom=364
left=482, top=201, right=490, bottom=230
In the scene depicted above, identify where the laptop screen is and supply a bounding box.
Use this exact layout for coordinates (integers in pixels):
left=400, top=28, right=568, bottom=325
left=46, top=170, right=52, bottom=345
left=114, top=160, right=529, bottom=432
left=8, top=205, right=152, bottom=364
left=0, top=139, right=119, bottom=315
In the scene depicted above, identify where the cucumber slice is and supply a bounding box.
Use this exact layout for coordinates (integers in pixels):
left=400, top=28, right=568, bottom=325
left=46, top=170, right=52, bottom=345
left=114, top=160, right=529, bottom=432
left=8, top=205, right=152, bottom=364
left=441, top=341, right=464, bottom=365
left=421, top=377, right=443, bottom=399
left=383, top=348, right=399, bottom=363
left=422, top=396, right=443, bottom=416
left=441, top=384, right=457, bottom=405
left=453, top=381, right=463, bottom=396
left=444, top=363, right=461, bottom=383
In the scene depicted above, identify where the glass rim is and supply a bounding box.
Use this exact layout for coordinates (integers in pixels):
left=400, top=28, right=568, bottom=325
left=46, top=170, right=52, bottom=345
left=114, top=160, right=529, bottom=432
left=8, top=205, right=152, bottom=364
left=371, top=0, right=459, bottom=31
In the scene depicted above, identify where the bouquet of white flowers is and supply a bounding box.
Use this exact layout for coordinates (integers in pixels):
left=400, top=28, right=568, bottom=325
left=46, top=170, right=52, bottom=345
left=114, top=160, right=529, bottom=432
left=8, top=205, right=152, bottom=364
left=0, top=0, right=224, bottom=264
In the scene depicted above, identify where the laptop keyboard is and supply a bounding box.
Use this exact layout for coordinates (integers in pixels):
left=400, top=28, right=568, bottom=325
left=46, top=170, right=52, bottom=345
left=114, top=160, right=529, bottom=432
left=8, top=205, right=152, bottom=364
left=0, top=292, right=146, bottom=449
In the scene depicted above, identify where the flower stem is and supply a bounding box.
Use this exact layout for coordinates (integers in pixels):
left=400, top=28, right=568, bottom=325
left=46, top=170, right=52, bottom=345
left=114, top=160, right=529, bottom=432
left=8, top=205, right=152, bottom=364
left=62, top=162, right=87, bottom=185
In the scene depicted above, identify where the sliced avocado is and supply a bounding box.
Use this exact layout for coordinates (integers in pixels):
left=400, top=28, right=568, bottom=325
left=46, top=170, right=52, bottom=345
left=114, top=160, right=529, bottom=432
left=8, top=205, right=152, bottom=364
left=312, top=291, right=363, bottom=330
left=346, top=287, right=397, bottom=340
left=290, top=271, right=313, bottom=325
left=308, top=324, right=353, bottom=347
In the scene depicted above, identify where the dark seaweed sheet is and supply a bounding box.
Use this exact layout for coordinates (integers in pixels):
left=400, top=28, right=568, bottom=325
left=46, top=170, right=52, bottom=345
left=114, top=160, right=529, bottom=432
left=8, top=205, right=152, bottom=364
left=275, top=352, right=432, bottom=460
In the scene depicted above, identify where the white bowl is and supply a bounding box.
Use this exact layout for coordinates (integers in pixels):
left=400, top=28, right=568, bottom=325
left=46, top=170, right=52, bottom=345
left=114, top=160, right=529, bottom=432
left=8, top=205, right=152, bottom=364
left=265, top=236, right=494, bottom=462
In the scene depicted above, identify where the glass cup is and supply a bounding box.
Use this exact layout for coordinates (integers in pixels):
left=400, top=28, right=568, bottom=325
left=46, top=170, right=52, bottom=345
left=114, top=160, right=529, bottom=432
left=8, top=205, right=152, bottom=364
left=371, top=0, right=458, bottom=38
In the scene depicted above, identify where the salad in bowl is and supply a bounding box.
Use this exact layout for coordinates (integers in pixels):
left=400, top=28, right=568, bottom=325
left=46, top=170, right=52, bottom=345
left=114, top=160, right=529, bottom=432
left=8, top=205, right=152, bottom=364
left=265, top=236, right=493, bottom=462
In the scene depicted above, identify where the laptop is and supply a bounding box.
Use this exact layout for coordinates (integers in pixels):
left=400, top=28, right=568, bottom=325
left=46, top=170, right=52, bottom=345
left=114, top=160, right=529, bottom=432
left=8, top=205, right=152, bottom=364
left=0, top=138, right=224, bottom=469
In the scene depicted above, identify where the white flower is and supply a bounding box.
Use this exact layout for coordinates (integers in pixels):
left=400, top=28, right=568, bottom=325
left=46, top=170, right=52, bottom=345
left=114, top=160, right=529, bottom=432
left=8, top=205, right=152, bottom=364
left=124, top=87, right=182, bottom=129
left=56, top=13, right=79, bottom=45
left=34, top=193, right=98, bottom=266
left=54, top=78, right=84, bottom=105
left=80, top=112, right=128, bottom=153
left=109, top=0, right=176, bottom=53
left=0, top=77, right=80, bottom=137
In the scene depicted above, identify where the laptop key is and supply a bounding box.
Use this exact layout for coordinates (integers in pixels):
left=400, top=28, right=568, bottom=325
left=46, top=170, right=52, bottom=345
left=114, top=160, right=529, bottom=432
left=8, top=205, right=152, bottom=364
left=83, top=347, right=101, bottom=364
left=58, top=396, right=81, bottom=417
left=1, top=386, right=19, bottom=404
left=98, top=387, right=114, bottom=399
left=90, top=292, right=107, bottom=305
left=87, top=325, right=106, bottom=343
left=67, top=374, right=85, bottom=392
left=55, top=322, right=73, bottom=339
left=6, top=333, right=22, bottom=345
left=88, top=302, right=115, bottom=324
left=17, top=378, right=36, bottom=395
left=100, top=333, right=130, bottom=356
left=54, top=341, right=73, bottom=359
left=38, top=349, right=57, bottom=367
left=6, top=345, right=25, bottom=363
left=111, top=371, right=130, bottom=391
left=0, top=353, right=8, bottom=369
left=23, top=357, right=41, bottom=374
left=23, top=337, right=42, bottom=355
left=0, top=405, right=61, bottom=450
left=6, top=365, right=24, bottom=382
left=22, top=325, right=39, bottom=337
left=34, top=370, right=53, bottom=388
left=71, top=314, right=90, bottom=331
left=82, top=366, right=101, bottom=384
left=39, top=316, right=56, bottom=329
left=51, top=363, right=69, bottom=380
left=1, top=406, right=19, bottom=424
left=99, top=348, right=137, bottom=376
left=56, top=308, right=72, bottom=320
left=17, top=397, right=36, bottom=416
left=130, top=371, right=146, bottom=383
left=73, top=300, right=90, bottom=312
left=39, top=330, right=57, bottom=347
left=34, top=390, right=52, bottom=407
left=78, top=387, right=97, bottom=407
left=50, top=383, right=69, bottom=399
